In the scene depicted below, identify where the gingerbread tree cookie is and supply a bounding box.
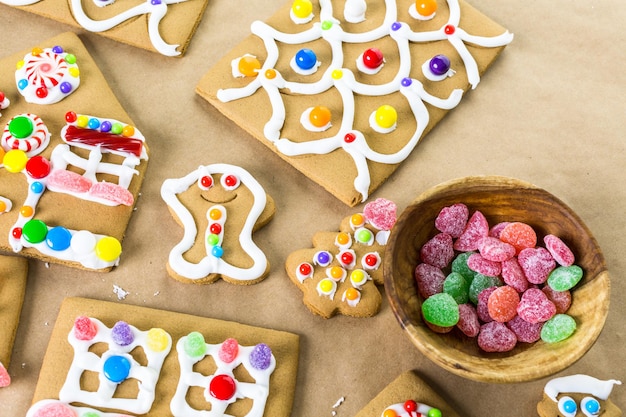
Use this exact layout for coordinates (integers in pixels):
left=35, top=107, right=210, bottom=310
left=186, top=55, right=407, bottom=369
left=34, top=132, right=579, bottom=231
left=286, top=197, right=396, bottom=318
left=161, top=163, right=275, bottom=285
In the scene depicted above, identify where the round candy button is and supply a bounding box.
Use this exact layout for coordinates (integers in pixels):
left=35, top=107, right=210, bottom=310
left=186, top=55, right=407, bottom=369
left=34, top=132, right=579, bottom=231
left=209, top=374, right=236, bottom=401
left=70, top=230, right=97, bottom=255
left=3, top=150, right=28, bottom=173
left=46, top=226, right=72, bottom=251
left=22, top=219, right=48, bottom=244
left=103, top=355, right=131, bottom=383
left=9, top=116, right=34, bottom=139
left=95, top=236, right=122, bottom=262
left=25, top=155, right=51, bottom=179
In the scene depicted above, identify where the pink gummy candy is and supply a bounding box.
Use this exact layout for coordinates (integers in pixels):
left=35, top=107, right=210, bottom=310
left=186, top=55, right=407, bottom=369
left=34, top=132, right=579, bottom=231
left=414, top=263, right=446, bottom=299
left=467, top=253, right=502, bottom=277
left=542, top=286, right=572, bottom=314
left=453, top=210, right=489, bottom=252
left=501, top=257, right=529, bottom=293
left=517, top=247, right=556, bottom=284
left=0, top=361, right=10, bottom=387
left=457, top=304, right=480, bottom=337
left=477, top=236, right=516, bottom=262
left=420, top=233, right=455, bottom=269
left=506, top=315, right=543, bottom=343
left=218, top=338, right=239, bottom=363
left=363, top=198, right=397, bottom=231
left=73, top=316, right=97, bottom=341
left=31, top=402, right=76, bottom=417
left=89, top=182, right=134, bottom=206
left=488, top=222, right=510, bottom=239
left=477, top=321, right=517, bottom=352
left=543, top=234, right=575, bottom=266
left=476, top=287, right=497, bottom=323
left=434, top=203, right=469, bottom=238
left=47, top=169, right=93, bottom=193
left=516, top=288, right=557, bottom=324
left=487, top=286, right=520, bottom=323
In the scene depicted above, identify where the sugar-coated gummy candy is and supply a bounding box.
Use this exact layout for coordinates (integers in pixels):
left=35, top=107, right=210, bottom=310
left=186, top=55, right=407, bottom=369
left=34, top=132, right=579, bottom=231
left=487, top=286, right=520, bottom=323
left=547, top=265, right=583, bottom=291
left=477, top=236, right=515, bottom=262
left=544, top=234, right=575, bottom=266
left=477, top=321, right=517, bottom=352
left=540, top=313, right=576, bottom=343
left=31, top=402, right=76, bottom=417
left=363, top=198, right=397, bottom=231
left=421, top=293, right=459, bottom=327
left=219, top=338, right=239, bottom=363
left=451, top=251, right=476, bottom=282
left=467, top=252, right=502, bottom=277
left=499, top=222, right=537, bottom=254
left=517, top=247, right=556, bottom=284
left=488, top=221, right=510, bottom=238
left=457, top=303, right=480, bottom=337
left=111, top=321, right=134, bottom=346
left=420, top=232, right=455, bottom=269
left=434, top=203, right=469, bottom=238
left=506, top=315, right=543, bottom=343
left=415, top=263, right=446, bottom=299
left=476, top=287, right=497, bottom=323
left=250, top=343, right=273, bottom=370
left=501, top=257, right=529, bottom=293
left=73, top=315, right=97, bottom=341
left=542, top=285, right=572, bottom=314
left=469, top=273, right=502, bottom=305
left=184, top=331, right=206, bottom=357
left=453, top=210, right=489, bottom=252
left=516, top=288, right=557, bottom=324
left=0, top=361, right=10, bottom=387
left=443, top=272, right=470, bottom=304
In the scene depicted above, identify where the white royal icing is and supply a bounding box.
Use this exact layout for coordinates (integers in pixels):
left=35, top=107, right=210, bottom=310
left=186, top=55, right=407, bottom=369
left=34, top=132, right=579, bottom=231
left=161, top=163, right=270, bottom=282
left=0, top=94, right=9, bottom=117
left=381, top=401, right=437, bottom=417
left=544, top=374, right=622, bottom=402
left=0, top=196, right=11, bottom=214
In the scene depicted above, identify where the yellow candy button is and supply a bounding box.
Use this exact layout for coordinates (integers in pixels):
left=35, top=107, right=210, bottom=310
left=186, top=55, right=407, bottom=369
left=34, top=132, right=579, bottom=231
left=95, top=236, right=122, bottom=262
left=4, top=150, right=28, bottom=173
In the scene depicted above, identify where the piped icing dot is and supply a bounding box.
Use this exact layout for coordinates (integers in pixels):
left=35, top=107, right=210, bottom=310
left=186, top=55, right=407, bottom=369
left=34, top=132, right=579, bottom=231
left=100, top=120, right=112, bottom=132
left=350, top=269, right=367, bottom=286
left=391, top=21, right=402, bottom=31
left=344, top=287, right=360, bottom=301
left=76, top=115, right=89, bottom=128
left=355, top=227, right=374, bottom=245
left=374, top=105, right=397, bottom=129
left=122, top=125, right=135, bottom=137
left=22, top=219, right=48, bottom=244
left=302, top=105, right=332, bottom=131
left=401, top=77, right=413, bottom=87
left=362, top=252, right=381, bottom=270
left=404, top=399, right=418, bottom=412
left=12, top=227, right=22, bottom=239
left=52, top=45, right=64, bottom=54
left=321, top=20, right=333, bottom=30
left=331, top=69, right=343, bottom=79
left=65, top=111, right=77, bottom=123
left=218, top=338, right=239, bottom=363
left=95, top=236, right=122, bottom=262
left=87, top=117, right=100, bottom=130
left=410, top=0, right=438, bottom=20
left=335, top=231, right=351, bottom=247
left=339, top=250, right=355, bottom=267
left=429, top=55, right=450, bottom=76
left=317, top=278, right=336, bottom=296
left=184, top=332, right=206, bottom=357
left=31, top=47, right=43, bottom=56
left=46, top=226, right=72, bottom=251
left=73, top=316, right=97, bottom=341
left=222, top=173, right=240, bottom=189
left=207, top=234, right=220, bottom=246
left=297, top=262, right=314, bottom=281
left=111, top=123, right=123, bottom=135
left=209, top=374, right=236, bottom=400
left=103, top=355, right=131, bottom=383
left=238, top=55, right=261, bottom=77
left=147, top=328, right=170, bottom=352
left=111, top=321, right=134, bottom=346
left=250, top=343, right=273, bottom=370
left=65, top=54, right=77, bottom=65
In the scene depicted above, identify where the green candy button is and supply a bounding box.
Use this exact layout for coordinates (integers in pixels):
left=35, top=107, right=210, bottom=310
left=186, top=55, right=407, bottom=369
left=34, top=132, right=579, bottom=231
left=22, top=219, right=48, bottom=244
left=8, top=116, right=34, bottom=139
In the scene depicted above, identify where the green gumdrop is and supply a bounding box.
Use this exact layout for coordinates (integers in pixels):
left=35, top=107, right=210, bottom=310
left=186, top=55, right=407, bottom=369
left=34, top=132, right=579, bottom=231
left=469, top=274, right=502, bottom=305
left=451, top=252, right=477, bottom=283
left=184, top=331, right=206, bottom=357
left=547, top=265, right=583, bottom=291
left=541, top=314, right=576, bottom=343
left=422, top=293, right=459, bottom=327
left=443, top=272, right=470, bottom=304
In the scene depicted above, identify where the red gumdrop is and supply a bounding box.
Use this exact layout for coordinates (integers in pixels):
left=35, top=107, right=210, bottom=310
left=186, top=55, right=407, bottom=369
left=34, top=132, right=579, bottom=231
left=517, top=247, right=556, bottom=284
left=487, top=286, right=520, bottom=323
left=542, top=286, right=572, bottom=314
left=477, top=321, right=517, bottom=352
left=420, top=233, right=454, bottom=269
left=489, top=222, right=510, bottom=239
left=467, top=253, right=502, bottom=276
left=476, top=287, right=497, bottom=323
left=499, top=222, right=537, bottom=254
left=516, top=288, right=556, bottom=324
left=434, top=203, right=469, bottom=238
left=414, top=263, right=446, bottom=299
left=457, top=303, right=480, bottom=337
left=501, top=257, right=529, bottom=293
left=73, top=316, right=97, bottom=341
left=218, top=338, right=239, bottom=363
left=453, top=210, right=489, bottom=252
left=477, top=236, right=515, bottom=262
left=543, top=234, right=575, bottom=266
left=506, top=315, right=543, bottom=343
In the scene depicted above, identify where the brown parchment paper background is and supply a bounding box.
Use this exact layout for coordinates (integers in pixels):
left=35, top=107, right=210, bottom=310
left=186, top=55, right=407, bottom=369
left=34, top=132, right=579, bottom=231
left=1, top=1, right=625, bottom=416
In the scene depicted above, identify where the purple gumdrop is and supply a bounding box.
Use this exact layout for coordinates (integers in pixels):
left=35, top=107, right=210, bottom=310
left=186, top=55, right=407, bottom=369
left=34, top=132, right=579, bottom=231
left=111, top=321, right=134, bottom=346
left=249, top=343, right=272, bottom=370
left=429, top=54, right=451, bottom=76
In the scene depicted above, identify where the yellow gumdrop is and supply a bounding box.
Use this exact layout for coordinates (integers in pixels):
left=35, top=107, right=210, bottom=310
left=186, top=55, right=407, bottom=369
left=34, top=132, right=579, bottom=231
left=95, top=236, right=122, bottom=262
left=375, top=105, right=398, bottom=129
left=147, top=328, right=170, bottom=352
left=3, top=150, right=28, bottom=173
left=292, top=0, right=312, bottom=18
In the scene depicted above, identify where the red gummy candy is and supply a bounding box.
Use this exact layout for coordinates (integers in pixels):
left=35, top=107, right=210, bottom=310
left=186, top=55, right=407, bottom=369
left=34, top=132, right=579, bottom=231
left=457, top=304, right=480, bottom=337
left=363, top=198, right=397, bottom=231
left=501, top=257, right=529, bottom=293
left=434, top=203, right=469, bottom=238
left=487, top=286, right=520, bottom=323
left=0, top=361, right=10, bottom=387
left=453, top=210, right=489, bottom=252
left=467, top=253, right=502, bottom=276
left=489, top=222, right=510, bottom=239
left=506, top=315, right=543, bottom=343
left=517, top=247, right=556, bottom=284
left=414, top=263, right=446, bottom=299
left=476, top=287, right=497, bottom=323
left=542, top=285, right=572, bottom=314
left=516, top=288, right=556, bottom=324
left=218, top=338, right=239, bottom=363
left=477, top=236, right=515, bottom=262
left=543, top=234, right=575, bottom=266
left=73, top=315, right=97, bottom=341
left=477, top=321, right=517, bottom=352
left=420, top=233, right=454, bottom=269
left=499, top=222, right=537, bottom=254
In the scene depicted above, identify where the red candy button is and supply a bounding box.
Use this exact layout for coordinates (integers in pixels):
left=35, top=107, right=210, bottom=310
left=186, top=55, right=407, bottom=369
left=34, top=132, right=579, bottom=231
left=25, top=155, right=51, bottom=179
left=209, top=374, right=236, bottom=400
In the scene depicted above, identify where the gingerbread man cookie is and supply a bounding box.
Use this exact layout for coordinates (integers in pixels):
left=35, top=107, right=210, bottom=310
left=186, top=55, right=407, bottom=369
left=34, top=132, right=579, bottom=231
left=161, top=163, right=275, bottom=284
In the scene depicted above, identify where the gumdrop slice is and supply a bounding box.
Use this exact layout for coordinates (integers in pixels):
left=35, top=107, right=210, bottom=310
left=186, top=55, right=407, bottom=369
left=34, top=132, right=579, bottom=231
left=501, top=257, right=529, bottom=293
left=547, top=265, right=583, bottom=292
left=543, top=234, right=575, bottom=266
left=414, top=263, right=446, bottom=299
left=477, top=321, right=517, bottom=352
left=457, top=303, right=480, bottom=337
left=517, top=247, right=556, bottom=284
left=542, top=285, right=572, bottom=314
left=477, top=236, right=515, bottom=262
left=516, top=288, right=556, bottom=324
left=499, top=222, right=537, bottom=254
left=420, top=233, right=454, bottom=269
left=506, top=315, right=543, bottom=343
left=453, top=210, right=489, bottom=252
left=434, top=203, right=469, bottom=238
left=540, top=314, right=576, bottom=343
left=467, top=252, right=502, bottom=277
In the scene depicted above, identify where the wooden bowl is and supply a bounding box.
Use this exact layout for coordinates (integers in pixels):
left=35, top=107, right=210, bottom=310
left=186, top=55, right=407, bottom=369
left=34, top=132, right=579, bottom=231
left=383, top=176, right=610, bottom=383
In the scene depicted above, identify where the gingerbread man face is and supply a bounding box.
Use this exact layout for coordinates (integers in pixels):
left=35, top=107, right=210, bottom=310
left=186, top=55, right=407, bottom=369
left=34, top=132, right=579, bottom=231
left=161, top=163, right=275, bottom=285
left=537, top=375, right=622, bottom=417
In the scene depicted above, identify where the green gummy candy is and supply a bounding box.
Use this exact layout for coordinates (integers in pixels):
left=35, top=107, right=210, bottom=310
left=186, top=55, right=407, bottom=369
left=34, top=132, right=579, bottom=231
left=184, top=331, right=206, bottom=357
left=541, top=314, right=576, bottom=343
left=469, top=274, right=502, bottom=305
left=451, top=252, right=477, bottom=282
left=443, top=272, right=470, bottom=304
left=547, top=265, right=583, bottom=291
left=422, top=293, right=459, bottom=327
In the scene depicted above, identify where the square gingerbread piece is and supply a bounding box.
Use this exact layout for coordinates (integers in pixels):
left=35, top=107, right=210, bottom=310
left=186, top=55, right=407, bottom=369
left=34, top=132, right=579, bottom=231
left=196, top=0, right=513, bottom=206
left=29, top=297, right=300, bottom=417
left=0, top=32, right=149, bottom=271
